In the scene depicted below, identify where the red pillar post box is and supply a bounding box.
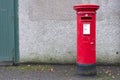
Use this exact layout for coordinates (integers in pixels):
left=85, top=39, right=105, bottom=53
left=73, top=4, right=99, bottom=75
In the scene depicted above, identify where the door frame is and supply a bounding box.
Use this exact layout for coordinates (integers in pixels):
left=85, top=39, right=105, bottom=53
left=13, top=0, right=19, bottom=65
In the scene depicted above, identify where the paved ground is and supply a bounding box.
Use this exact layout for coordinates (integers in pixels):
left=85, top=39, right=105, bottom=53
left=0, top=64, right=120, bottom=80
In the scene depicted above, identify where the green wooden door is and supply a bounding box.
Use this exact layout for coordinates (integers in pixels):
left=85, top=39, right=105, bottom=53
left=0, top=0, right=15, bottom=62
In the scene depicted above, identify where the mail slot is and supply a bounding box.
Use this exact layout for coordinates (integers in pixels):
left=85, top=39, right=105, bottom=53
left=81, top=17, right=92, bottom=20
left=74, top=4, right=99, bottom=75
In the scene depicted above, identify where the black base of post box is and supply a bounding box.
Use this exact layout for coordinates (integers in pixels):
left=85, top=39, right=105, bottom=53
left=77, top=63, right=96, bottom=76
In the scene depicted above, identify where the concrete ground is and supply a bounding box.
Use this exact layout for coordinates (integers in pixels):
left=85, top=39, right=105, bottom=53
left=0, top=64, right=120, bottom=80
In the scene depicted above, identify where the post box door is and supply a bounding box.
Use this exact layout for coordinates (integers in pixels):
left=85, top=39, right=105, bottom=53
left=77, top=20, right=96, bottom=64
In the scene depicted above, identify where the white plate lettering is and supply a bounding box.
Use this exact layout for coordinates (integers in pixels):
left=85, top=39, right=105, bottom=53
left=83, top=23, right=90, bottom=35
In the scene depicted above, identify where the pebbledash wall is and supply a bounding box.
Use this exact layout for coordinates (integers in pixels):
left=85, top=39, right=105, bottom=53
left=19, top=0, right=120, bottom=64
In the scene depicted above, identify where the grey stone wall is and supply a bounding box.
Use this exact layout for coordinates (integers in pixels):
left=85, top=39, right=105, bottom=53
left=19, top=0, right=120, bottom=64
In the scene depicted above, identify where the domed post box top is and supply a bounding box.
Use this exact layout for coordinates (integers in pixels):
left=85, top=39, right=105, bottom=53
left=74, top=4, right=99, bottom=12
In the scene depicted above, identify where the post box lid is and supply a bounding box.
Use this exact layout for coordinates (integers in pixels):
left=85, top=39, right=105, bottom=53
left=74, top=4, right=99, bottom=12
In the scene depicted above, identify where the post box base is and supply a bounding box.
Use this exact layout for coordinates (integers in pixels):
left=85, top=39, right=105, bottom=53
left=77, top=63, right=96, bottom=76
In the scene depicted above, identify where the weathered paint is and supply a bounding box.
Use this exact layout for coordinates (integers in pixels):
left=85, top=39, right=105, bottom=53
left=19, top=0, right=120, bottom=64
left=14, top=0, right=19, bottom=64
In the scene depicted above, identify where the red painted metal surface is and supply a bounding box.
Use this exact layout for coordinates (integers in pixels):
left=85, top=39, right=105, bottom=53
left=74, top=4, right=99, bottom=64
